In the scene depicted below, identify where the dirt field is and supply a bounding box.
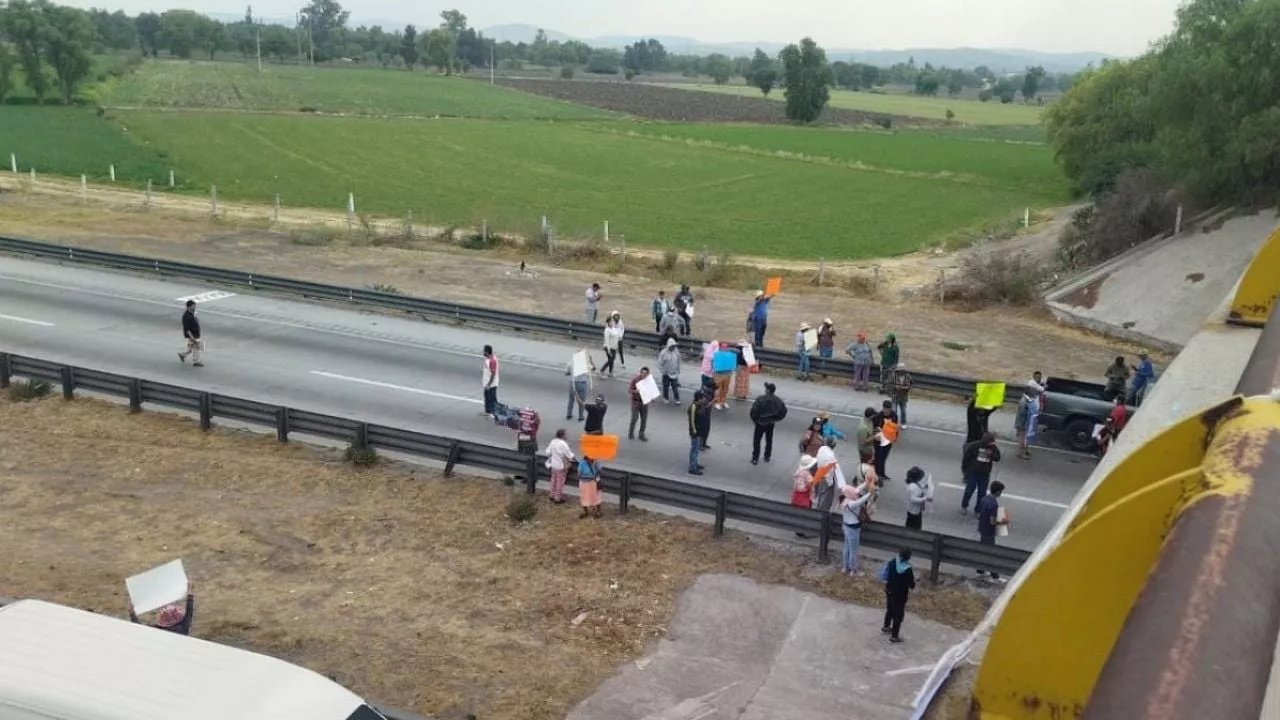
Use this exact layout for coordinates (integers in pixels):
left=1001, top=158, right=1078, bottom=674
left=0, top=183, right=1168, bottom=382
left=0, top=394, right=989, bottom=719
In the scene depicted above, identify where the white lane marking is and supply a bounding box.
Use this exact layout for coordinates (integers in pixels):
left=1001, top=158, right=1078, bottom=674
left=0, top=313, right=54, bottom=327
left=310, top=370, right=483, bottom=404
left=176, top=290, right=236, bottom=304
left=938, top=482, right=1070, bottom=509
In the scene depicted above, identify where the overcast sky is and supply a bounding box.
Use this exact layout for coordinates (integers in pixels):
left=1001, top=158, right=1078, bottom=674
left=68, top=0, right=1182, bottom=56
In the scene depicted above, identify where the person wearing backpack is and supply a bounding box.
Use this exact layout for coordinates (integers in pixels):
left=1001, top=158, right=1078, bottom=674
left=879, top=548, right=917, bottom=643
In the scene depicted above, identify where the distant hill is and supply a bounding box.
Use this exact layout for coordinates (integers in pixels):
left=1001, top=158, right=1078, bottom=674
left=480, top=25, right=1112, bottom=73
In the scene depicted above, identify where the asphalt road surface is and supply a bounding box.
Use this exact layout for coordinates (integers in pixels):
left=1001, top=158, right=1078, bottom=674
left=0, top=255, right=1096, bottom=549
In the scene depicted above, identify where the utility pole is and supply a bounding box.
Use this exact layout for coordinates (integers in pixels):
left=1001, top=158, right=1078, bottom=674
left=308, top=14, right=314, bottom=66
left=255, top=19, right=262, bottom=72
left=489, top=40, right=495, bottom=85
left=295, top=12, right=303, bottom=65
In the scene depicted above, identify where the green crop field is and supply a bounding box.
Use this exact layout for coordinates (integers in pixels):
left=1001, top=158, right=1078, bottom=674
left=104, top=60, right=614, bottom=119
left=1, top=107, right=172, bottom=183
left=106, top=110, right=1055, bottom=259
left=660, top=83, right=1046, bottom=126
left=615, top=123, right=1068, bottom=197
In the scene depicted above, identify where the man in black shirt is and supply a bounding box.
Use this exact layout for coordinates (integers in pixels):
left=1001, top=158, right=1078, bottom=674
left=583, top=394, right=608, bottom=435
left=177, top=300, right=203, bottom=367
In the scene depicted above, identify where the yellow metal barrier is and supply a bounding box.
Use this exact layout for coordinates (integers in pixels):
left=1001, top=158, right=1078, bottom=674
left=1230, top=225, right=1280, bottom=327
left=970, top=396, right=1280, bottom=720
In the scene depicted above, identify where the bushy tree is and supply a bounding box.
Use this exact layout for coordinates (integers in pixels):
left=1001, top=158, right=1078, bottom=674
left=1021, top=66, right=1046, bottom=102
left=4, top=0, right=52, bottom=104
left=745, top=48, right=778, bottom=96
left=0, top=44, right=15, bottom=104
left=585, top=47, right=620, bottom=74
left=43, top=3, right=94, bottom=102
left=780, top=37, right=833, bottom=124
left=400, top=23, right=417, bottom=69
left=298, top=0, right=348, bottom=63
left=135, top=11, right=161, bottom=56
left=704, top=53, right=731, bottom=85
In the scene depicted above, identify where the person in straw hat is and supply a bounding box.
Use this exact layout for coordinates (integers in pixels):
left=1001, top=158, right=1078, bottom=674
left=792, top=454, right=817, bottom=509
left=795, top=322, right=813, bottom=381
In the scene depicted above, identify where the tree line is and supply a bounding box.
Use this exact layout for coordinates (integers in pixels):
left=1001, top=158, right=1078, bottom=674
left=1046, top=0, right=1280, bottom=206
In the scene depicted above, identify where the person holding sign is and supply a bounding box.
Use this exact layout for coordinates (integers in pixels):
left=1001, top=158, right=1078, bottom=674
left=627, top=368, right=654, bottom=441
left=749, top=289, right=774, bottom=348
left=712, top=344, right=737, bottom=409
left=817, top=319, right=837, bottom=360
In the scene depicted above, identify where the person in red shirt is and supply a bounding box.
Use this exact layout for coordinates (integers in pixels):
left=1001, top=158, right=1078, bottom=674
left=1109, top=396, right=1128, bottom=435
left=481, top=345, right=500, bottom=417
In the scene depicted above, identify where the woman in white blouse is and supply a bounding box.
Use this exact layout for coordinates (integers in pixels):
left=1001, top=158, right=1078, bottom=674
left=601, top=317, right=623, bottom=377
left=610, top=310, right=627, bottom=369
left=544, top=428, right=576, bottom=504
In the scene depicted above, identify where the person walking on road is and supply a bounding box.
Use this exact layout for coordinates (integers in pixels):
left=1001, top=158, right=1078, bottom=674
left=651, top=290, right=670, bottom=332
left=877, top=332, right=900, bottom=392
left=817, top=319, right=836, bottom=360
left=846, top=331, right=873, bottom=391
left=578, top=455, right=603, bottom=519
left=627, top=368, right=652, bottom=441
left=585, top=283, right=602, bottom=324
left=880, top=548, right=917, bottom=643
left=674, top=284, right=694, bottom=336
left=658, top=338, right=682, bottom=405
left=565, top=354, right=594, bottom=421
left=795, top=323, right=813, bottom=381
left=544, top=429, right=575, bottom=504
left=732, top=341, right=753, bottom=401
left=610, top=311, right=628, bottom=368
left=749, top=382, right=787, bottom=465
left=712, top=341, right=733, bottom=409
left=889, top=363, right=913, bottom=427
left=977, top=480, right=1010, bottom=581
left=749, top=290, right=773, bottom=348
left=687, top=390, right=712, bottom=475
left=961, top=432, right=1002, bottom=515
left=904, top=466, right=933, bottom=529
left=658, top=307, right=682, bottom=346
left=601, top=317, right=622, bottom=377
left=177, top=300, right=204, bottom=367
left=481, top=345, right=500, bottom=418
left=583, top=393, right=608, bottom=435
left=839, top=483, right=873, bottom=575
left=791, top=454, right=817, bottom=509
left=700, top=340, right=718, bottom=389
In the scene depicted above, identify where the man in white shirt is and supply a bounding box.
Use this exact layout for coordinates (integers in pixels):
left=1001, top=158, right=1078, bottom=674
left=585, top=283, right=602, bottom=324
left=482, top=345, right=500, bottom=417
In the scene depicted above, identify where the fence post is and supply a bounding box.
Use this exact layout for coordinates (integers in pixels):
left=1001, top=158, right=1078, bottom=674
left=817, top=511, right=832, bottom=563
left=525, top=456, right=539, bottom=495
left=145, top=179, right=152, bottom=209
left=938, top=269, right=946, bottom=303
left=8, top=153, right=15, bottom=173
left=275, top=407, right=290, bottom=442
left=873, top=265, right=881, bottom=293
left=59, top=366, right=74, bottom=400
left=930, top=534, right=945, bottom=583
left=28, top=167, right=34, bottom=191
left=619, top=473, right=631, bottom=513
left=354, top=422, right=369, bottom=450
left=620, top=236, right=626, bottom=266
left=0, top=353, right=10, bottom=388
left=128, top=378, right=142, bottom=413
left=1024, top=207, right=1030, bottom=228
left=274, top=193, right=281, bottom=223
left=210, top=185, right=218, bottom=217
left=80, top=175, right=87, bottom=204
left=701, top=245, right=709, bottom=279
left=109, top=164, right=115, bottom=182
left=347, top=192, right=355, bottom=233
left=199, top=393, right=213, bottom=429
left=714, top=491, right=728, bottom=536
left=818, top=256, right=825, bottom=286
left=404, top=210, right=413, bottom=238
left=1175, top=204, right=1184, bottom=235
left=443, top=440, right=463, bottom=476
left=482, top=219, right=488, bottom=243
left=604, top=220, right=610, bottom=243
left=169, top=169, right=175, bottom=188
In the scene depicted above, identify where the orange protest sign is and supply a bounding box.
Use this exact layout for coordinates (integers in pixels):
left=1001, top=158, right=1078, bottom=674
left=765, top=276, right=782, bottom=296
left=580, top=434, right=619, bottom=461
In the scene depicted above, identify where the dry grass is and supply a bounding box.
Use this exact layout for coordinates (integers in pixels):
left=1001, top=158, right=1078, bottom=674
left=0, top=395, right=988, bottom=719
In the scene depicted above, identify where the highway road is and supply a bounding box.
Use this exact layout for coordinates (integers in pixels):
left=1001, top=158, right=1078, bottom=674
left=0, top=255, right=1095, bottom=549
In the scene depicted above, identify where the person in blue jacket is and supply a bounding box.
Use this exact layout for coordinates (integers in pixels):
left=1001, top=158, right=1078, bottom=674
left=749, top=290, right=773, bottom=348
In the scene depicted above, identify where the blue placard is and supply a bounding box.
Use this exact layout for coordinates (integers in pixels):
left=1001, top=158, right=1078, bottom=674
left=713, top=350, right=738, bottom=373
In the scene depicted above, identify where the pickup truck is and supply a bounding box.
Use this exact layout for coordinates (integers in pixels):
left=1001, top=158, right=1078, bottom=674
left=1038, top=377, right=1140, bottom=452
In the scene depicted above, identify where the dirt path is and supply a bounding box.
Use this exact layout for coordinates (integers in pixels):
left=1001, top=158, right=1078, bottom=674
left=0, top=182, right=1164, bottom=381
left=0, top=395, right=988, bottom=719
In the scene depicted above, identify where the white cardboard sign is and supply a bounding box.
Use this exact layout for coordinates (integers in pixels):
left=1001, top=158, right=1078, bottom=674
left=741, top=345, right=757, bottom=367
left=637, top=375, right=661, bottom=405
left=571, top=350, right=591, bottom=378
left=803, top=329, right=819, bottom=351
left=126, top=559, right=189, bottom=614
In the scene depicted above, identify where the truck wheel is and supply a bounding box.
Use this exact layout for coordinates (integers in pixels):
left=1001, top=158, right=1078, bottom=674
left=1065, top=419, right=1096, bottom=452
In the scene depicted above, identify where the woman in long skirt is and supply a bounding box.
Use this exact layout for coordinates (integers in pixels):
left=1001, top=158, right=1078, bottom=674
left=732, top=341, right=752, bottom=401
left=578, top=456, right=603, bottom=518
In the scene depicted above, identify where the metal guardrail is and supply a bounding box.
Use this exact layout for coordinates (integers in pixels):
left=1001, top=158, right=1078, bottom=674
left=0, top=352, right=1030, bottom=580
left=0, top=235, right=1026, bottom=403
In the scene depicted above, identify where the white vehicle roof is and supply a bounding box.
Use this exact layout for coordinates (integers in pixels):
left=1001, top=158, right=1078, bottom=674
left=0, top=600, right=366, bottom=720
